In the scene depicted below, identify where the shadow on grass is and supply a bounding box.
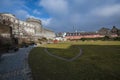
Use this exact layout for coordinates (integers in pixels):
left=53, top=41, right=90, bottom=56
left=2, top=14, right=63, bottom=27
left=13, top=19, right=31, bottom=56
left=29, top=44, right=120, bottom=80
left=44, top=45, right=81, bottom=60
left=40, top=44, right=120, bottom=60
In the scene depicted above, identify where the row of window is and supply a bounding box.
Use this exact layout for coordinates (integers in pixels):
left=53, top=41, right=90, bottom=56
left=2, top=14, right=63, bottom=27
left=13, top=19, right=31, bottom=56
left=66, top=33, right=99, bottom=36
left=0, top=15, right=35, bottom=28
left=0, top=14, right=55, bottom=38
left=66, top=33, right=81, bottom=36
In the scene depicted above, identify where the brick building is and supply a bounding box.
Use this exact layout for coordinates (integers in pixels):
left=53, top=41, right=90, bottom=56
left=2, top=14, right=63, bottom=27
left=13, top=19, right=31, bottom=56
left=65, top=32, right=104, bottom=40
left=65, top=26, right=119, bottom=40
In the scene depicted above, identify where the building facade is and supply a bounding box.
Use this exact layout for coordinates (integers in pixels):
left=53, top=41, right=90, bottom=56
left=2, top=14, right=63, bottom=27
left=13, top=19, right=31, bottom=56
left=65, top=32, right=104, bottom=40
left=0, top=13, right=55, bottom=44
left=65, top=27, right=119, bottom=40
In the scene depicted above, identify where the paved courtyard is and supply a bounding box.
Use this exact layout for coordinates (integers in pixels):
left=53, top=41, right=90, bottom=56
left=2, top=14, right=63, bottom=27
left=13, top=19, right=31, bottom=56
left=0, top=46, right=34, bottom=80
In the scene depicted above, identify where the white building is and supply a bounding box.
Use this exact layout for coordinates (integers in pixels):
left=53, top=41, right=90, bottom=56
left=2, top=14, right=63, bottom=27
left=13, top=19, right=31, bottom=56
left=0, top=13, right=55, bottom=43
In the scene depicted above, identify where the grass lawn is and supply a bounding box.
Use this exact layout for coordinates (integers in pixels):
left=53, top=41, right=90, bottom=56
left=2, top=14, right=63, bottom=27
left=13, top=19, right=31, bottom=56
left=29, top=41, right=120, bottom=80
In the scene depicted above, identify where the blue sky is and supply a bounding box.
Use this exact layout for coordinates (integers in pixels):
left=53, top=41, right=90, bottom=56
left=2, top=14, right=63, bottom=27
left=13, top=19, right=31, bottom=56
left=0, top=0, right=120, bottom=32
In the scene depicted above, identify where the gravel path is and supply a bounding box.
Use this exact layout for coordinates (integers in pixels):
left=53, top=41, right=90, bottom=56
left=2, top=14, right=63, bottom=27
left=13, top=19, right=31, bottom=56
left=44, top=48, right=82, bottom=62
left=0, top=46, right=34, bottom=80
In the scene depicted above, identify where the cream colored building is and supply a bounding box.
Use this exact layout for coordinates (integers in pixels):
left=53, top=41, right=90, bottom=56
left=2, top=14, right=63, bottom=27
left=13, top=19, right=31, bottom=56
left=43, top=28, right=56, bottom=39
left=0, top=13, right=55, bottom=43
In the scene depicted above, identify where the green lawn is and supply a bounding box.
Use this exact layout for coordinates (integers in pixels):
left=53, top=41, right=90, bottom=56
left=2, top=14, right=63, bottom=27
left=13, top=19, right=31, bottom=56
left=45, top=43, right=80, bottom=59
left=29, top=41, right=120, bottom=80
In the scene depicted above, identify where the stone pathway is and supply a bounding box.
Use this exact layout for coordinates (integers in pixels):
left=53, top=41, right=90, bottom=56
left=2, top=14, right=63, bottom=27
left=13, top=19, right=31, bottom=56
left=0, top=46, right=34, bottom=80
left=44, top=48, right=83, bottom=62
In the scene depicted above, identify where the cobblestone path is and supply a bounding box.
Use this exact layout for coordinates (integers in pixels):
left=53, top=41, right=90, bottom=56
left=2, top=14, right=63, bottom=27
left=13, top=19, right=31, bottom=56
left=0, top=46, right=34, bottom=80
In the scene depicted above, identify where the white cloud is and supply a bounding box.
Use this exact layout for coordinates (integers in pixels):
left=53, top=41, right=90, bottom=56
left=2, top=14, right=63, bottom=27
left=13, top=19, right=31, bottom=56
left=15, top=9, right=51, bottom=26
left=1, top=0, right=120, bottom=32
left=15, top=10, right=52, bottom=28
left=15, top=10, right=30, bottom=20
left=39, top=0, right=68, bottom=15
left=38, top=0, right=120, bottom=32
left=91, top=4, right=120, bottom=17
left=41, top=18, right=52, bottom=26
left=27, top=15, right=52, bottom=26
left=33, top=9, right=41, bottom=15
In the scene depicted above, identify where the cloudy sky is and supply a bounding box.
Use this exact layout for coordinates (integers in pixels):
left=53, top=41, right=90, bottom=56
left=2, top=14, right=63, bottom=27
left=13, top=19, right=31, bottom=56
left=0, top=0, right=120, bottom=32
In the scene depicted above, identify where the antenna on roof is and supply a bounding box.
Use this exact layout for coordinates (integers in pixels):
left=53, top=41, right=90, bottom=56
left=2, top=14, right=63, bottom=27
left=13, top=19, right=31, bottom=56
left=73, top=26, right=75, bottom=32
left=73, top=25, right=78, bottom=33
